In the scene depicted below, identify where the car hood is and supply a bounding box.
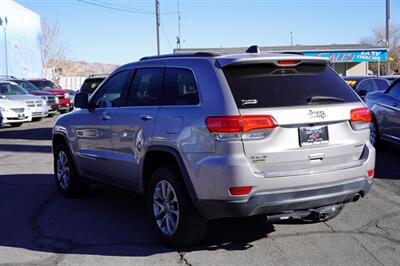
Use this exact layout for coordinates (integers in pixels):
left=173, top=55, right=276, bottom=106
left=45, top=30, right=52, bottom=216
left=44, top=89, right=66, bottom=96
left=28, top=90, right=53, bottom=96
left=2, top=94, right=43, bottom=101
left=0, top=98, right=26, bottom=108
left=365, top=91, right=385, bottom=100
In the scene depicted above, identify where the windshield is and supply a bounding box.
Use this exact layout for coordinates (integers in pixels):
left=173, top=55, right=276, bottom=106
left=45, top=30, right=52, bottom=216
left=29, top=80, right=55, bottom=90
left=0, top=82, right=29, bottom=95
left=15, top=80, right=40, bottom=91
left=223, top=64, right=360, bottom=108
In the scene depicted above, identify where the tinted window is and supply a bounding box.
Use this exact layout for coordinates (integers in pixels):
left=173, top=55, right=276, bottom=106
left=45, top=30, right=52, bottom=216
left=163, top=68, right=199, bottom=105
left=0, top=82, right=28, bottom=95
left=126, top=68, right=162, bottom=106
left=29, top=80, right=55, bottom=90
left=388, top=83, right=400, bottom=99
left=92, top=71, right=130, bottom=108
left=223, top=64, right=359, bottom=108
left=374, top=79, right=390, bottom=91
left=357, top=79, right=376, bottom=93
left=80, top=78, right=105, bottom=94
left=15, top=80, right=40, bottom=91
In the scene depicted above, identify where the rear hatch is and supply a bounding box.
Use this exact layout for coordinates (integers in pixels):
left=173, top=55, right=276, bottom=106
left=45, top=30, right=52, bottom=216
left=221, top=58, right=370, bottom=177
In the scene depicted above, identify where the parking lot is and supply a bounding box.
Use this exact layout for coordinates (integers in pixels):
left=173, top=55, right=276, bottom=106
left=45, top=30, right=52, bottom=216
left=0, top=115, right=399, bottom=265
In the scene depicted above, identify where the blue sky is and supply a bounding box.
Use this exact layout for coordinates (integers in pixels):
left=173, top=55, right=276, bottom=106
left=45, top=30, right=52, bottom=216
left=15, top=0, right=400, bottom=65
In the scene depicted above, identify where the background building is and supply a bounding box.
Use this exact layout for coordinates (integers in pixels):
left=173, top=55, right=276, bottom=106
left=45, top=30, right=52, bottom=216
left=0, top=0, right=42, bottom=78
left=175, top=44, right=388, bottom=76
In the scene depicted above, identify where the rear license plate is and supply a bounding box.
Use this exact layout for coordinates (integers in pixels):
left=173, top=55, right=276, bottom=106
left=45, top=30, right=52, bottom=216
left=299, top=125, right=329, bottom=146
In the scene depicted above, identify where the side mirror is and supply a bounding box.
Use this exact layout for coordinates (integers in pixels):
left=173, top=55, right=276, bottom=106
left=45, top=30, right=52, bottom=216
left=357, top=90, right=367, bottom=97
left=74, top=93, right=89, bottom=109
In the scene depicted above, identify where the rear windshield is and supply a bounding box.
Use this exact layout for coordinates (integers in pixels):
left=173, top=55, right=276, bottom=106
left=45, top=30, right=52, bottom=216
left=223, top=64, right=359, bottom=108
left=80, top=78, right=105, bottom=94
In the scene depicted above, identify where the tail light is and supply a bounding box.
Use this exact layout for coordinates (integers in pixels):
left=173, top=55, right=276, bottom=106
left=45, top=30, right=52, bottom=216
left=367, top=169, right=374, bottom=178
left=350, top=107, right=371, bottom=131
left=206, top=115, right=277, bottom=140
left=276, top=60, right=300, bottom=66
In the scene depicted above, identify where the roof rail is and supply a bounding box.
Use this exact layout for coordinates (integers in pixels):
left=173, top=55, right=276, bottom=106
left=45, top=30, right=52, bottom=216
left=140, top=52, right=219, bottom=61
left=279, top=51, right=305, bottom=56
left=88, top=74, right=109, bottom=78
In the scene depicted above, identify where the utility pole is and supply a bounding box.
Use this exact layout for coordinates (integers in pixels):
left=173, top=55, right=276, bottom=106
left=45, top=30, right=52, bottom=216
left=290, top=32, right=293, bottom=47
left=0, top=16, right=8, bottom=76
left=177, top=0, right=181, bottom=49
left=386, top=0, right=390, bottom=75
left=155, top=0, right=160, bottom=55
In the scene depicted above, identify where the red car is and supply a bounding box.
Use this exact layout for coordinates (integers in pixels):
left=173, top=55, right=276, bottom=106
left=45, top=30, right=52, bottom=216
left=28, top=79, right=72, bottom=114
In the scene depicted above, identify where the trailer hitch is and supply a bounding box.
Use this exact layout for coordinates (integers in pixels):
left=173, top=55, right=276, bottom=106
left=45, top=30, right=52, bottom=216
left=266, top=203, right=343, bottom=223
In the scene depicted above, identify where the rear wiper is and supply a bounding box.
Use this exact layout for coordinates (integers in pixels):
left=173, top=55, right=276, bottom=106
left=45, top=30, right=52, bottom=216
left=306, top=96, right=345, bottom=105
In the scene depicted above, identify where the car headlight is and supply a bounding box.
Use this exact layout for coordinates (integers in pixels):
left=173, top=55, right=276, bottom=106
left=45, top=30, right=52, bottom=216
left=65, top=93, right=70, bottom=99
left=0, top=107, right=8, bottom=112
left=42, top=99, right=47, bottom=106
left=55, top=97, right=59, bottom=104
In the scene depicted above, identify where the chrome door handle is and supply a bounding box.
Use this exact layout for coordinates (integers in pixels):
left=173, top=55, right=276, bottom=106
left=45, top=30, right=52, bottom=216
left=139, top=114, right=153, bottom=121
left=101, top=112, right=111, bottom=120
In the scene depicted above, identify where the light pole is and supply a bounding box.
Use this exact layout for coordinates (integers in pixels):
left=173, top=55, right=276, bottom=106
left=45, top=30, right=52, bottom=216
left=0, top=16, right=8, bottom=76
left=290, top=32, right=293, bottom=47
left=155, top=0, right=160, bottom=55
left=386, top=0, right=390, bottom=75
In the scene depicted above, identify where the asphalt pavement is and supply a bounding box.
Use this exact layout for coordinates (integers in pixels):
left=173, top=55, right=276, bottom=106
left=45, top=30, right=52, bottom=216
left=0, top=115, right=399, bottom=266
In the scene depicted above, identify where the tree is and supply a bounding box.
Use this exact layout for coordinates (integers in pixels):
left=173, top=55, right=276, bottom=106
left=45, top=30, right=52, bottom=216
left=360, top=24, right=400, bottom=75
left=40, top=18, right=70, bottom=79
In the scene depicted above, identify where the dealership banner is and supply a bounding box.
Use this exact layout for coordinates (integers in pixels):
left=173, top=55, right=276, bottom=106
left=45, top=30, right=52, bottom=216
left=303, top=50, right=388, bottom=63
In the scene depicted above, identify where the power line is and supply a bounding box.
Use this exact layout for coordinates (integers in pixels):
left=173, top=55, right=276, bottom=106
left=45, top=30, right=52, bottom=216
left=161, top=23, right=173, bottom=50
left=77, top=0, right=177, bottom=15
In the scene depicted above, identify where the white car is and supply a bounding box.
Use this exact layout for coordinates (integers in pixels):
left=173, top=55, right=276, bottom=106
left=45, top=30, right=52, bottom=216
left=0, top=98, right=31, bottom=127
left=0, top=81, right=48, bottom=122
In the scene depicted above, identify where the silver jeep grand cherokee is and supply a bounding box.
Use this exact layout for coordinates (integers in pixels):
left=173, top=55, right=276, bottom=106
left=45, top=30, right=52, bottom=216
left=52, top=49, right=375, bottom=247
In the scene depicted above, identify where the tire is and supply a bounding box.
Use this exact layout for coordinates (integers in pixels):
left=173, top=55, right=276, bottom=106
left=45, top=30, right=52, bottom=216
left=10, top=122, right=23, bottom=127
left=59, top=109, right=68, bottom=114
left=54, top=143, right=89, bottom=198
left=370, top=119, right=381, bottom=148
left=147, top=167, right=207, bottom=247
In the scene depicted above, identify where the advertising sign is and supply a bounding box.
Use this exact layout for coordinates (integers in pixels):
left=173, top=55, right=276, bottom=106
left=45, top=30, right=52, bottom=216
left=303, top=50, right=388, bottom=63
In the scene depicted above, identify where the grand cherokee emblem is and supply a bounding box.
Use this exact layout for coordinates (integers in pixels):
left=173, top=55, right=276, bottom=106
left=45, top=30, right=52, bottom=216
left=308, top=110, right=326, bottom=119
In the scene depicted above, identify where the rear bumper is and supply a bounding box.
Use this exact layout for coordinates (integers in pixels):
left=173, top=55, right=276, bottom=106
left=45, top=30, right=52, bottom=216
left=196, top=177, right=372, bottom=220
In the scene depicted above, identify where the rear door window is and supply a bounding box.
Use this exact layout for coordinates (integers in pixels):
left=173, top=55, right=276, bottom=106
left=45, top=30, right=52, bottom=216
left=126, top=68, right=163, bottom=106
left=223, top=64, right=359, bottom=108
left=163, top=68, right=199, bottom=105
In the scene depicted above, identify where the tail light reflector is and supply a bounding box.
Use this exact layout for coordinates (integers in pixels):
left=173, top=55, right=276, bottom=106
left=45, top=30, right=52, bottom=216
left=229, top=186, right=252, bottom=196
left=367, top=169, right=374, bottom=178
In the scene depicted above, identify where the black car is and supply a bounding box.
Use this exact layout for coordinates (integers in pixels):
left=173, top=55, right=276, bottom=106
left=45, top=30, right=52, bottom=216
left=344, top=76, right=391, bottom=99
left=79, top=74, right=107, bottom=96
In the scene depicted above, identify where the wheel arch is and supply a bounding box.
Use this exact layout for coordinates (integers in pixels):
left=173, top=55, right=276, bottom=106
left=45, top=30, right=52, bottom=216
left=142, top=146, right=199, bottom=202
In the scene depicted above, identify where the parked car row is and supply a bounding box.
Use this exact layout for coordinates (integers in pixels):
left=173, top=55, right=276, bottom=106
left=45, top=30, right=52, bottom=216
left=0, top=77, right=73, bottom=128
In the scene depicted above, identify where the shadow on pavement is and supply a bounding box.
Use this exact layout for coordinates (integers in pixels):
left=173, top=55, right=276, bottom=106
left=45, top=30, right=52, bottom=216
left=0, top=173, right=274, bottom=257
left=375, top=146, right=400, bottom=180
left=0, top=127, right=52, bottom=141
left=0, top=144, right=52, bottom=153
